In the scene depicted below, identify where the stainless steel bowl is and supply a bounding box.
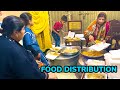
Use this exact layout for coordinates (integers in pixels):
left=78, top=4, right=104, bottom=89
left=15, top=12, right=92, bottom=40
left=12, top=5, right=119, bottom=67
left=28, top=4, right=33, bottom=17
left=48, top=46, right=81, bottom=67
left=60, top=46, right=80, bottom=56
left=80, top=48, right=106, bottom=59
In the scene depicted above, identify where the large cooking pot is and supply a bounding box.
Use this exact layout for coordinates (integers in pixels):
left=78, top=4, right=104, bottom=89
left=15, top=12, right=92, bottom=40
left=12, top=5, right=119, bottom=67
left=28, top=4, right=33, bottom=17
left=48, top=46, right=81, bottom=67
left=80, top=47, right=107, bottom=59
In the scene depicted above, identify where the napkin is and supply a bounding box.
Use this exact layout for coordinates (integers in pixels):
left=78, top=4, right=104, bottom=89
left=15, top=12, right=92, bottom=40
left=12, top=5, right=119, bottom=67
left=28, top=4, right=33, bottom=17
left=89, top=42, right=111, bottom=51
left=46, top=52, right=60, bottom=60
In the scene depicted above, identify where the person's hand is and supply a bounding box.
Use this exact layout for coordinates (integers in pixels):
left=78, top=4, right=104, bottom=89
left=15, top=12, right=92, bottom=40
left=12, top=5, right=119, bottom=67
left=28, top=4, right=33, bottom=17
left=36, top=60, right=44, bottom=68
left=102, top=40, right=106, bottom=43
left=58, top=33, right=60, bottom=37
left=61, top=30, right=68, bottom=35
left=89, top=35, right=94, bottom=42
left=35, top=53, right=41, bottom=60
left=48, top=72, right=58, bottom=79
left=65, top=32, right=68, bottom=35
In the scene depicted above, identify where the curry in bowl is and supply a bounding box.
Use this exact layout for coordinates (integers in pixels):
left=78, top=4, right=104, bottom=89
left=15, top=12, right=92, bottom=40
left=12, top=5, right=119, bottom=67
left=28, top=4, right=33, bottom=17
left=81, top=50, right=104, bottom=57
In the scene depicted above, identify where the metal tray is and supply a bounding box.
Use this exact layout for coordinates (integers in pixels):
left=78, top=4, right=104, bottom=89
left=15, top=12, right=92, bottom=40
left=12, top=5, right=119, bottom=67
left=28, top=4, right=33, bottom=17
left=80, top=48, right=106, bottom=59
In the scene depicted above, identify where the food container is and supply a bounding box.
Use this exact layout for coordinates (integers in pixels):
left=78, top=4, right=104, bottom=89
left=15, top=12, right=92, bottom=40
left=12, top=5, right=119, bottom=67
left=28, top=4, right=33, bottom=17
left=86, top=59, right=105, bottom=65
left=85, top=73, right=107, bottom=79
left=80, top=48, right=106, bottom=59
left=104, top=51, right=120, bottom=79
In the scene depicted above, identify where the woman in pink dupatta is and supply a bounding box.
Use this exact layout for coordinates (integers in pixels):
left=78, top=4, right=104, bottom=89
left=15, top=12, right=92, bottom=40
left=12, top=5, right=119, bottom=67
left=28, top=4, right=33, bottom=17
left=84, top=12, right=110, bottom=47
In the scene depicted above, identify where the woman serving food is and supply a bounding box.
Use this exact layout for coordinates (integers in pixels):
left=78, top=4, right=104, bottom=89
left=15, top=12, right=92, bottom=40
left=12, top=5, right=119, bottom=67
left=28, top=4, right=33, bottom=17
left=84, top=12, right=110, bottom=47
